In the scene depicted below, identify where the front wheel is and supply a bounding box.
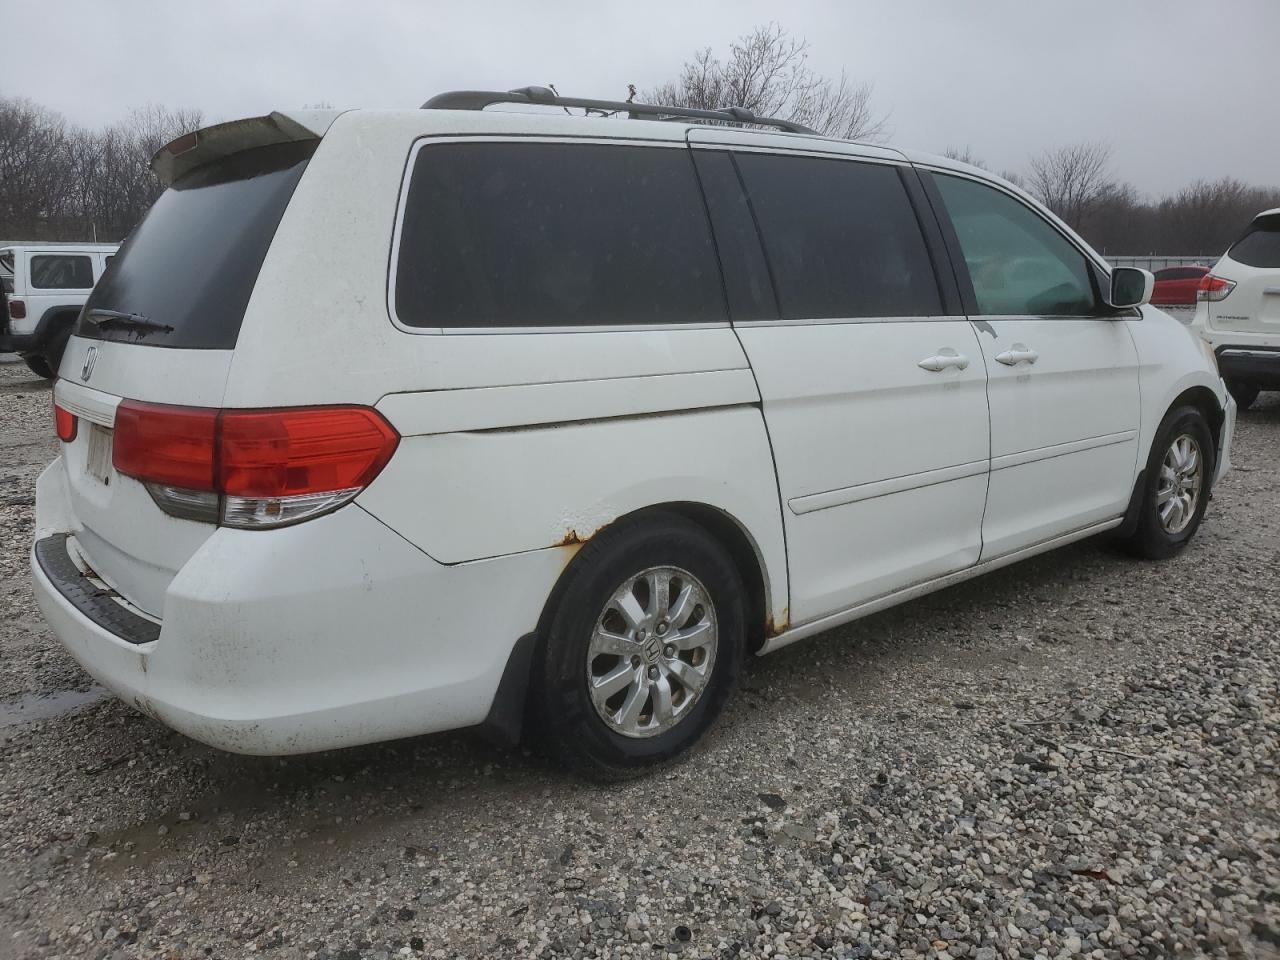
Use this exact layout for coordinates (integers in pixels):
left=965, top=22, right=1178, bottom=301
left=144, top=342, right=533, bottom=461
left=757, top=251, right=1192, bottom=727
left=1119, top=405, right=1216, bottom=560
left=533, top=512, right=745, bottom=779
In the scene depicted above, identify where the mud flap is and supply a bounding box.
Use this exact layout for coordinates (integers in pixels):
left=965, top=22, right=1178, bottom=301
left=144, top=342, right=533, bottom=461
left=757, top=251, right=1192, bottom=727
left=477, top=632, right=538, bottom=748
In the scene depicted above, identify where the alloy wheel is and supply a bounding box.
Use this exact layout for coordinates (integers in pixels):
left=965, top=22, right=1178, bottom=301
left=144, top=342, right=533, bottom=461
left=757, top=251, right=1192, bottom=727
left=585, top=565, right=718, bottom=738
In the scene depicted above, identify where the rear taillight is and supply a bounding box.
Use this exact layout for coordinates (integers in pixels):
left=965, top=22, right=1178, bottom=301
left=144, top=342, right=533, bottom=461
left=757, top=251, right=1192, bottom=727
left=112, top=401, right=399, bottom=529
left=53, top=402, right=77, bottom=443
left=8, top=299, right=25, bottom=320
left=1196, top=274, right=1236, bottom=302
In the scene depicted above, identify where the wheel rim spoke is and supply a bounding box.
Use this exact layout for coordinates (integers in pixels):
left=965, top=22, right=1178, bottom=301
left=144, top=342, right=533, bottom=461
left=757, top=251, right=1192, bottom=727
left=593, top=628, right=637, bottom=658
left=592, top=661, right=635, bottom=700
left=613, top=588, right=647, bottom=631
left=672, top=619, right=712, bottom=651
left=667, top=657, right=707, bottom=695
left=651, top=675, right=675, bottom=726
left=616, top=680, right=649, bottom=733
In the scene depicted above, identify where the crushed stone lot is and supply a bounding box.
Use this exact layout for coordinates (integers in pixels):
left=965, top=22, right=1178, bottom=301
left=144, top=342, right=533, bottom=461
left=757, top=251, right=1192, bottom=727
left=0, top=355, right=1277, bottom=960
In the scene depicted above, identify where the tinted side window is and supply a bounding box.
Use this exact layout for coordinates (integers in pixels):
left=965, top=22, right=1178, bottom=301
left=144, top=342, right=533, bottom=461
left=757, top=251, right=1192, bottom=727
left=733, top=154, right=941, bottom=319
left=395, top=142, right=725, bottom=328
left=30, top=255, right=94, bottom=289
left=934, top=175, right=1100, bottom=316
left=1228, top=216, right=1280, bottom=268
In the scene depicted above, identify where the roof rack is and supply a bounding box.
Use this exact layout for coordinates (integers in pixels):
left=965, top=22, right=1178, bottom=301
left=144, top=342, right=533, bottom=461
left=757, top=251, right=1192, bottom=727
left=421, top=86, right=817, bottom=135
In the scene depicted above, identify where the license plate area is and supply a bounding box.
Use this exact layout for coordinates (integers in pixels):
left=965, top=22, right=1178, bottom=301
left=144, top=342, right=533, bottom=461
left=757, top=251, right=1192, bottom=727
left=86, top=424, right=113, bottom=484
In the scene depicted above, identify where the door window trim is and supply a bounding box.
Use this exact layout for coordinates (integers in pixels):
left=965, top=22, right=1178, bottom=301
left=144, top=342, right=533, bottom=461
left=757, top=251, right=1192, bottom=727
left=386, top=135, right=732, bottom=337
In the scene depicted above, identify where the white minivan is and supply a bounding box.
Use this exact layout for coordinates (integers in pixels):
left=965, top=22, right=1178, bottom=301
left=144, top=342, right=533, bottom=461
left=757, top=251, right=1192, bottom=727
left=32, top=90, right=1234, bottom=777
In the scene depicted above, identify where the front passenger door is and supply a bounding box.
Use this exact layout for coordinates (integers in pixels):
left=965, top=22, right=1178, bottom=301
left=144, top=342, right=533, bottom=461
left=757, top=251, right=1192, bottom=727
left=929, top=173, right=1141, bottom=559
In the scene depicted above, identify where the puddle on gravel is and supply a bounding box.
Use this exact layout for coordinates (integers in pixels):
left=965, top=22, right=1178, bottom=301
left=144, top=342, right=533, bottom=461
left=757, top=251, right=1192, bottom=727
left=0, top=686, right=107, bottom=727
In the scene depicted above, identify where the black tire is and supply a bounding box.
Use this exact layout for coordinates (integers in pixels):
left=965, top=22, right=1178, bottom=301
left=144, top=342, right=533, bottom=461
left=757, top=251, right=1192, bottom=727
left=533, top=511, right=745, bottom=780
left=1226, top=380, right=1259, bottom=411
left=41, top=321, right=74, bottom=378
left=22, top=355, right=54, bottom=379
left=1119, top=405, right=1216, bottom=560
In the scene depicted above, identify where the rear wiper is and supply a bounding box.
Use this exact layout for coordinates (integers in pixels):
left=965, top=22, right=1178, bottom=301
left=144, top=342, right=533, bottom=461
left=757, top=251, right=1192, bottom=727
left=84, top=308, right=174, bottom=336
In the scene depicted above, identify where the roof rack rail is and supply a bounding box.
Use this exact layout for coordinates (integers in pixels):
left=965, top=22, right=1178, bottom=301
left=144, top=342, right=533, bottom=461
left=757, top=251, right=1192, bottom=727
left=421, top=86, right=817, bottom=135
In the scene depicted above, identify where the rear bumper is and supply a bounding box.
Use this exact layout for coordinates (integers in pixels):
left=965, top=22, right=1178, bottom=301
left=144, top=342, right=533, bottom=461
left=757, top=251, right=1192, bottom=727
left=1215, top=346, right=1280, bottom=386
left=31, top=457, right=568, bottom=755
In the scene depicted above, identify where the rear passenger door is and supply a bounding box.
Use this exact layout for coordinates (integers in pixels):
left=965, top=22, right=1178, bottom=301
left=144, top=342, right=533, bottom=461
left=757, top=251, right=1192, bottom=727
left=925, top=171, right=1140, bottom=558
left=692, top=135, right=991, bottom=624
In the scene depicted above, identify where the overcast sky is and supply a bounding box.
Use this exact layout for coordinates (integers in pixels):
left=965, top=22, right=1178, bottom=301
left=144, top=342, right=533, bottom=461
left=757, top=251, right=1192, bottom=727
left=3, top=0, right=1276, bottom=196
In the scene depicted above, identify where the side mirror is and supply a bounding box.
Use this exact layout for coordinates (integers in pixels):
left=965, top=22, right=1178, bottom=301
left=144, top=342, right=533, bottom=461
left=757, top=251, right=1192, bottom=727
left=1108, top=266, right=1154, bottom=309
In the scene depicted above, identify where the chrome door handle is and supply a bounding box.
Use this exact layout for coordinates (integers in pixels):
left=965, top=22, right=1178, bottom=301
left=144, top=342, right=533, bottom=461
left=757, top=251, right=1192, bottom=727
left=917, top=348, right=970, bottom=372
left=994, top=343, right=1039, bottom=366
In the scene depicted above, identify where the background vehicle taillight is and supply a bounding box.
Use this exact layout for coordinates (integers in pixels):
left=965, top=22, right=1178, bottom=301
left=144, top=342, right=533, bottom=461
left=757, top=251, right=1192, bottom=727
left=1196, top=275, right=1236, bottom=302
left=53, top=402, right=77, bottom=443
left=8, top=299, right=25, bottom=320
left=111, top=401, right=399, bottom=528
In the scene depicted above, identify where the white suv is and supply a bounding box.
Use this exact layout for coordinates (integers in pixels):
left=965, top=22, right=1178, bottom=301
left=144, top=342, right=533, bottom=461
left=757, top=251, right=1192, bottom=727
left=1, top=243, right=119, bottom=378
left=31, top=90, right=1235, bottom=777
left=1193, top=209, right=1280, bottom=409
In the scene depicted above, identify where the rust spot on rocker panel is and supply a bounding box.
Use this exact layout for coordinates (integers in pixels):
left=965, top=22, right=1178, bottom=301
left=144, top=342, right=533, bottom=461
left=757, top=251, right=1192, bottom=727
left=557, top=529, right=586, bottom=547
left=764, top=608, right=790, bottom=639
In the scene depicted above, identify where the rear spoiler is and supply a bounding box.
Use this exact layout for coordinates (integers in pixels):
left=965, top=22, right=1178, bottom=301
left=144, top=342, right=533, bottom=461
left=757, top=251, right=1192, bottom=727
left=151, top=110, right=346, bottom=185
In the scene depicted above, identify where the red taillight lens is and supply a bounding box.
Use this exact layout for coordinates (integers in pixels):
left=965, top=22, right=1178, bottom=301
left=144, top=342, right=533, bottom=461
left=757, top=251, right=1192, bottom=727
left=110, top=401, right=399, bottom=527
left=8, top=299, right=26, bottom=320
left=218, top=407, right=400, bottom=497
left=112, top=401, right=218, bottom=490
left=1196, top=274, right=1236, bottom=302
left=53, top=402, right=77, bottom=443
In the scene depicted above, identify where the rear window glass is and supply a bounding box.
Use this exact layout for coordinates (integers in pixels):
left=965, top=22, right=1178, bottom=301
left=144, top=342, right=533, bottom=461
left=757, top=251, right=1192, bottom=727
left=394, top=142, right=725, bottom=328
left=78, top=140, right=315, bottom=349
left=31, top=255, right=93, bottom=289
left=1228, top=216, right=1280, bottom=268
left=733, top=153, right=942, bottom=319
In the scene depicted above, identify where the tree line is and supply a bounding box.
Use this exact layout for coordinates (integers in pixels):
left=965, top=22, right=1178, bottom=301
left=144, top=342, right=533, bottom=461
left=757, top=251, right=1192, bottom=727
left=3, top=24, right=1276, bottom=256
left=0, top=98, right=200, bottom=243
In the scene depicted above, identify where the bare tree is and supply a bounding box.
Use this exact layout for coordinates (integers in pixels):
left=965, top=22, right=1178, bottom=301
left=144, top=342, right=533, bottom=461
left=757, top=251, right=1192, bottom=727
left=1027, top=141, right=1115, bottom=231
left=647, top=23, right=887, bottom=141
left=0, top=98, right=201, bottom=242
left=941, top=146, right=987, bottom=170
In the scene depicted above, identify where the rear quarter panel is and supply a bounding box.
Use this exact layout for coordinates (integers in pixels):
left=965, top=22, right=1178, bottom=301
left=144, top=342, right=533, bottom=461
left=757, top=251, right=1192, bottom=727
left=222, top=110, right=790, bottom=630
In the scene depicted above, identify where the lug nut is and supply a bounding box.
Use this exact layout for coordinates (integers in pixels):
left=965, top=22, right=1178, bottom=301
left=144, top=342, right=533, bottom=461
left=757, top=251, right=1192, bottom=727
left=656, top=621, right=668, bottom=635
left=664, top=644, right=675, bottom=657
left=636, top=629, right=646, bottom=641
left=647, top=666, right=660, bottom=680
left=631, top=655, right=641, bottom=668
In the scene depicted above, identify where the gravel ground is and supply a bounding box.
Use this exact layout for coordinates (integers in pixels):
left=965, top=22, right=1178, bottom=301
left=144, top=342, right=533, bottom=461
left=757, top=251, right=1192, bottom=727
left=0, top=355, right=1277, bottom=960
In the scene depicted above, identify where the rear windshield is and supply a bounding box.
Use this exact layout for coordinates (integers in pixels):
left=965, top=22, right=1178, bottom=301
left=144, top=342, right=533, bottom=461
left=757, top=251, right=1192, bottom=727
left=78, top=140, right=315, bottom=349
left=1227, top=215, right=1280, bottom=269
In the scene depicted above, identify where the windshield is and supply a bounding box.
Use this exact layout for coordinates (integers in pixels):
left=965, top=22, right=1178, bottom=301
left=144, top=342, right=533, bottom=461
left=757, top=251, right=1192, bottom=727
left=78, top=140, right=316, bottom=349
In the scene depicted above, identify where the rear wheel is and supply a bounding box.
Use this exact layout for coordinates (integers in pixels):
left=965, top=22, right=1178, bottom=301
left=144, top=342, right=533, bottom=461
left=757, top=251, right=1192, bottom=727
left=22, top=355, right=54, bottom=379
left=1119, top=405, right=1215, bottom=560
left=534, top=513, right=745, bottom=779
left=1226, top=380, right=1259, bottom=411
left=41, top=321, right=74, bottom=378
